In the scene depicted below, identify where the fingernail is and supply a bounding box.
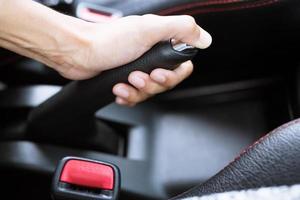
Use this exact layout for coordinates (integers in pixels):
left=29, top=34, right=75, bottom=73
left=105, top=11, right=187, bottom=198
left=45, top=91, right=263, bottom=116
left=196, top=27, right=212, bottom=49
left=115, top=87, right=129, bottom=98
left=132, top=76, right=145, bottom=88
left=153, top=74, right=166, bottom=83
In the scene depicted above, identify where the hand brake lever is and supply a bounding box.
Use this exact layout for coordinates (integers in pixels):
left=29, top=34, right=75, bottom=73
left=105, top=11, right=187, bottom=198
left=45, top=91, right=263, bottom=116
left=27, top=41, right=198, bottom=137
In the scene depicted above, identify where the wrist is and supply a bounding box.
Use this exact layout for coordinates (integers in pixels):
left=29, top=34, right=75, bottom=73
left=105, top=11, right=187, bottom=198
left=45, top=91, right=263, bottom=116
left=0, top=0, right=92, bottom=74
left=44, top=13, right=93, bottom=74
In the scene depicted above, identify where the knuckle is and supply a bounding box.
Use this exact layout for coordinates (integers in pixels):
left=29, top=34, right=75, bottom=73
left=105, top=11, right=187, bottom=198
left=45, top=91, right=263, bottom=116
left=142, top=14, right=155, bottom=18
left=127, top=97, right=138, bottom=104
left=165, top=80, right=176, bottom=90
left=141, top=14, right=158, bottom=23
left=128, top=91, right=147, bottom=103
left=129, top=93, right=146, bottom=104
left=144, top=86, right=158, bottom=95
left=166, top=85, right=175, bottom=91
left=181, top=15, right=197, bottom=31
left=137, top=15, right=159, bottom=41
left=127, top=93, right=138, bottom=103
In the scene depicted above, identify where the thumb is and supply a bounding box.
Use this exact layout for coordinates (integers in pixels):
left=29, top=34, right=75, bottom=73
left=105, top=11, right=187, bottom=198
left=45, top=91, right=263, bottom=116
left=140, top=14, right=212, bottom=49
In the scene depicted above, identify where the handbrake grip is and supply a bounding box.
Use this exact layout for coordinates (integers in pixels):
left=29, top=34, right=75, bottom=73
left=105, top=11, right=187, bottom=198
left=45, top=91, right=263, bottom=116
left=27, top=41, right=198, bottom=136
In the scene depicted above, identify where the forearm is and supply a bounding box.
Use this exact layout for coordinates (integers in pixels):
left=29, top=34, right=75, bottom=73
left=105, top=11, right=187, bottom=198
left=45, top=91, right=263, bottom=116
left=0, top=1, right=211, bottom=81
left=0, top=0, right=212, bottom=105
left=0, top=0, right=89, bottom=72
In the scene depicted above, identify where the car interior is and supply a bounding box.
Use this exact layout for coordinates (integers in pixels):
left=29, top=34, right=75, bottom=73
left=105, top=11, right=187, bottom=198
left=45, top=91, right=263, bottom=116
left=0, top=0, right=300, bottom=200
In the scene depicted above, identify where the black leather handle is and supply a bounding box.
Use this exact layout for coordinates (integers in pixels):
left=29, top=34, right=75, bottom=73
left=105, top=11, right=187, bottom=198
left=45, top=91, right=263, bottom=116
left=27, top=41, right=198, bottom=136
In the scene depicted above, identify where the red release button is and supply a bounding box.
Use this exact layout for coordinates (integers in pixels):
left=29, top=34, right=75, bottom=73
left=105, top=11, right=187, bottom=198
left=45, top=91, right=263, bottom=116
left=60, top=160, right=114, bottom=190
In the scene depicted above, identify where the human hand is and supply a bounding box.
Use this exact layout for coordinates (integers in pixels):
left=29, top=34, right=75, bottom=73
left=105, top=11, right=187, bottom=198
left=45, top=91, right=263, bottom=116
left=60, top=15, right=211, bottom=106
left=0, top=1, right=212, bottom=106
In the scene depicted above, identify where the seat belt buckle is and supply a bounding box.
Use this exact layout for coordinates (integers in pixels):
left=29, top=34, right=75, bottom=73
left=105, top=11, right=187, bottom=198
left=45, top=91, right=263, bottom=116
left=52, top=157, right=120, bottom=200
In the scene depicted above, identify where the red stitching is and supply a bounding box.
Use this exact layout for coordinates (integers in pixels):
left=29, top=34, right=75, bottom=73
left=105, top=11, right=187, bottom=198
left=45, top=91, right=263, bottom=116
left=204, top=118, right=300, bottom=184
left=184, top=0, right=279, bottom=15
left=158, top=0, right=280, bottom=15
left=158, top=0, right=242, bottom=15
left=232, top=118, right=300, bottom=163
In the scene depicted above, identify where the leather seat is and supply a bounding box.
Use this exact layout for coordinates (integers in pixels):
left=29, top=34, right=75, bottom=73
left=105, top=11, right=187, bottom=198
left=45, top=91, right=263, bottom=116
left=171, top=118, right=300, bottom=199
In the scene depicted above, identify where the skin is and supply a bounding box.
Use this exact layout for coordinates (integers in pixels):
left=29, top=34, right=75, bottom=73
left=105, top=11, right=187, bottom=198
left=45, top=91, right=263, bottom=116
left=0, top=0, right=212, bottom=106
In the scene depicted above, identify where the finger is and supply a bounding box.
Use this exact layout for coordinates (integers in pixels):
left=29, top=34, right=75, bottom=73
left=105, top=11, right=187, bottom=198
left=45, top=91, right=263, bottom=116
left=140, top=14, right=212, bottom=49
left=115, top=97, right=136, bottom=107
left=128, top=71, right=167, bottom=95
left=150, top=60, right=194, bottom=88
left=173, top=60, right=194, bottom=82
left=112, top=83, right=149, bottom=104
